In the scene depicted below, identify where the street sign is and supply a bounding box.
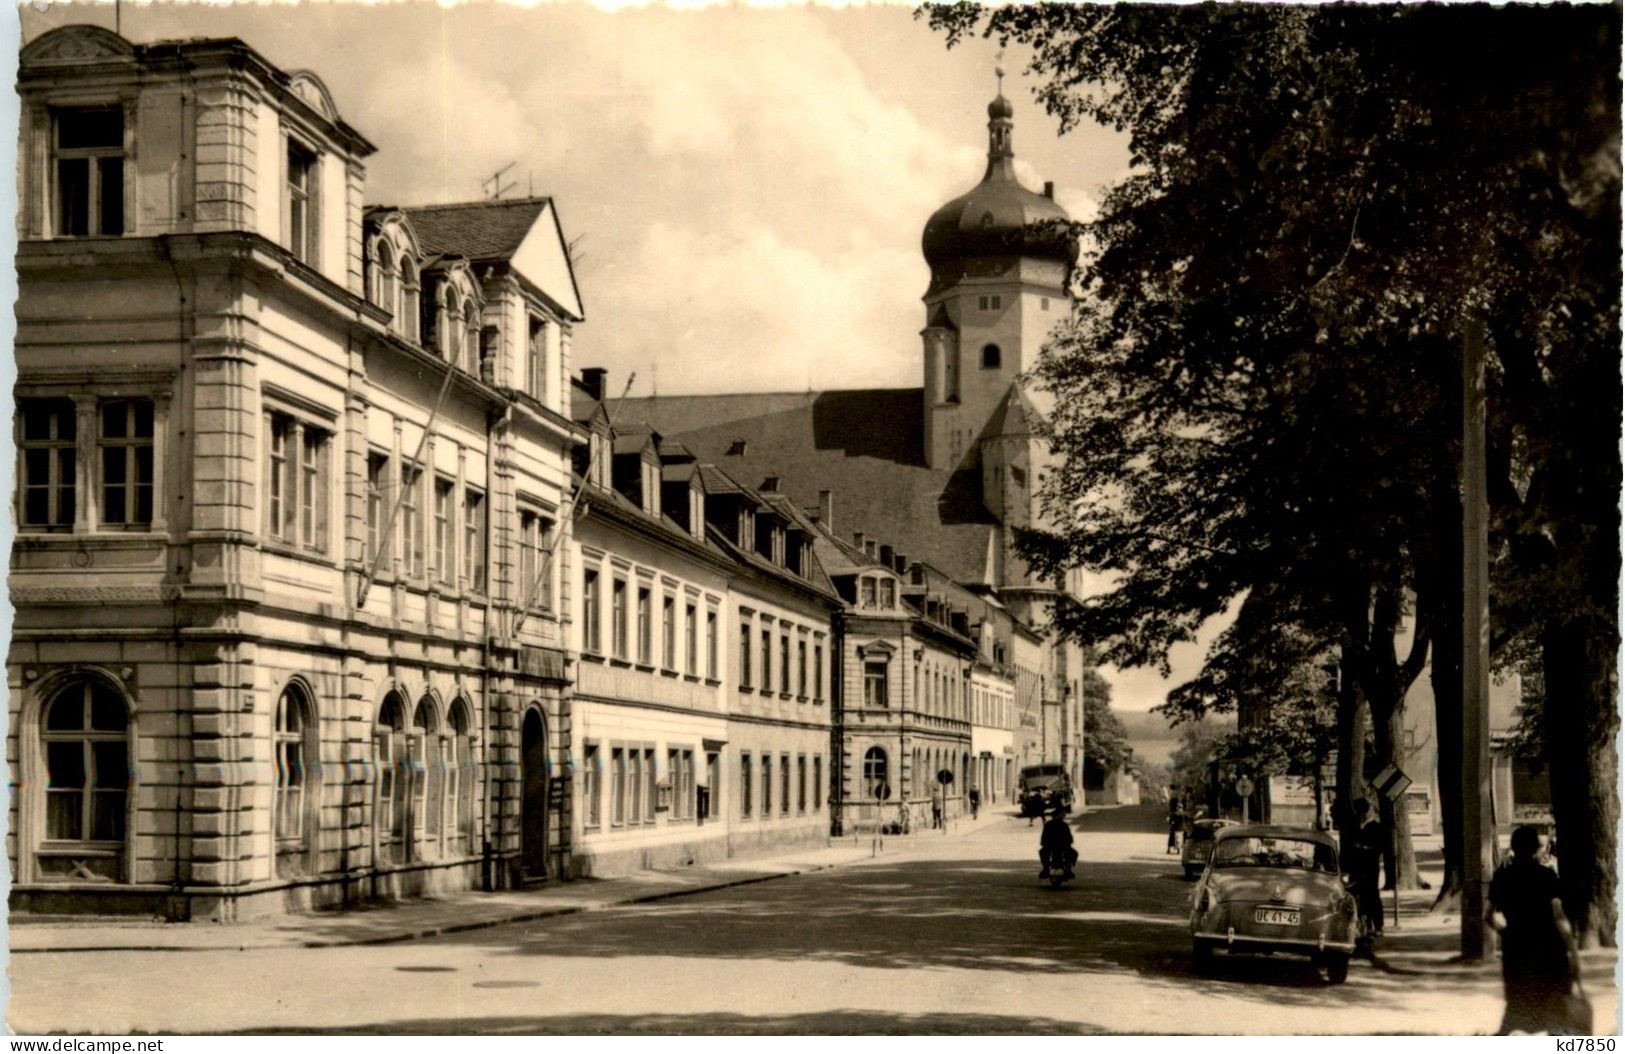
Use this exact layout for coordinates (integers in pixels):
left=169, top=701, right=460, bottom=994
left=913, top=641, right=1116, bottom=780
left=875, top=782, right=891, bottom=801
left=1234, top=775, right=1255, bottom=798
left=1372, top=765, right=1412, bottom=803
left=937, top=769, right=954, bottom=785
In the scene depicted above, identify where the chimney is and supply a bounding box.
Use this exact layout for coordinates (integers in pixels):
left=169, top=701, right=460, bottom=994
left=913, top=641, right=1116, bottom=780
left=1043, top=181, right=1055, bottom=200
left=581, top=367, right=607, bottom=401
left=893, top=552, right=907, bottom=575
left=818, top=490, right=833, bottom=529
left=864, top=539, right=878, bottom=559
left=879, top=544, right=894, bottom=567
left=853, top=531, right=865, bottom=551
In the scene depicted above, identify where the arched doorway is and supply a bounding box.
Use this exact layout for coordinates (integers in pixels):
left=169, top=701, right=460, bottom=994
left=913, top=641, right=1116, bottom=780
left=520, top=707, right=549, bottom=880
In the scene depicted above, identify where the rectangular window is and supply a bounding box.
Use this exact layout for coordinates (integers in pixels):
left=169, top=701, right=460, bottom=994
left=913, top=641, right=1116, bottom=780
left=860, top=577, right=876, bottom=609
left=865, top=660, right=889, bottom=707
left=286, top=139, right=316, bottom=264
left=528, top=316, right=547, bottom=402
left=685, top=603, right=698, bottom=674
left=433, top=478, right=454, bottom=584
left=611, top=746, right=626, bottom=826
left=814, top=644, right=824, bottom=702
left=797, top=755, right=807, bottom=814
left=400, top=463, right=424, bottom=577
left=761, top=753, right=772, bottom=817
left=583, top=568, right=602, bottom=653
left=628, top=748, right=642, bottom=824
left=365, top=452, right=389, bottom=562
left=780, top=635, right=791, bottom=694
left=53, top=107, right=124, bottom=237
left=880, top=578, right=896, bottom=608
left=612, top=578, right=629, bottom=659
left=739, top=617, right=752, bottom=688
left=518, top=511, right=553, bottom=611
left=740, top=752, right=752, bottom=818
left=644, top=748, right=657, bottom=822
left=463, top=489, right=485, bottom=590
left=663, top=595, right=676, bottom=670
left=761, top=629, right=772, bottom=693
left=19, top=398, right=76, bottom=530
left=584, top=742, right=601, bottom=829
left=707, top=610, right=718, bottom=680
left=99, top=399, right=154, bottom=529
left=637, top=586, right=652, bottom=664
left=814, top=756, right=823, bottom=813
left=780, top=755, right=791, bottom=816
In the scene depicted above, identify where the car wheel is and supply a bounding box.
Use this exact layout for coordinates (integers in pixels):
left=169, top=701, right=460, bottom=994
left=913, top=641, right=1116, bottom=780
left=1191, top=940, right=1214, bottom=972
left=1322, top=953, right=1350, bottom=984
left=1183, top=865, right=1199, bottom=880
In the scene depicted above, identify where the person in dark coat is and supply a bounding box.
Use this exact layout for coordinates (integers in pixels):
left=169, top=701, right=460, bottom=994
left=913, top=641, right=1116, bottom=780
left=1167, top=793, right=1186, bottom=854
left=1039, top=808, right=1078, bottom=879
left=1349, top=798, right=1385, bottom=939
left=1488, top=825, right=1584, bottom=1035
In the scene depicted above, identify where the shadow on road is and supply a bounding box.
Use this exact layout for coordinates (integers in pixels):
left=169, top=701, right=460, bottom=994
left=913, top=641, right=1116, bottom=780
left=227, top=1010, right=1115, bottom=1036
left=427, top=828, right=1505, bottom=1013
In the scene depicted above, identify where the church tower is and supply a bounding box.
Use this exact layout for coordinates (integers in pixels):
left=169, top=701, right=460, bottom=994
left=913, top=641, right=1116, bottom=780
left=919, top=87, right=1075, bottom=472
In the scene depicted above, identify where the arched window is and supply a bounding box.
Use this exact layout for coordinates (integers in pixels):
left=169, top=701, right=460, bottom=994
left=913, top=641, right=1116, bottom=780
left=442, top=289, right=460, bottom=364
left=399, top=253, right=418, bottom=342
left=41, top=678, right=129, bottom=880
left=273, top=683, right=316, bottom=861
left=862, top=746, right=889, bottom=801
left=447, top=700, right=475, bottom=853
left=412, top=697, right=439, bottom=851
left=375, top=693, right=407, bottom=862
left=463, top=298, right=480, bottom=374
left=370, top=238, right=391, bottom=307
left=981, top=343, right=1001, bottom=369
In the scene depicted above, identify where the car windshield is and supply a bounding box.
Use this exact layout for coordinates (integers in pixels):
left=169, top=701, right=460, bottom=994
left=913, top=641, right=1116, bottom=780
left=1212, top=836, right=1337, bottom=873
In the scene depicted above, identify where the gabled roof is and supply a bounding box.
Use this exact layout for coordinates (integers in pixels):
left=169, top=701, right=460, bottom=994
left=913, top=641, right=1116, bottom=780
left=622, top=389, right=998, bottom=584
left=398, top=197, right=585, bottom=321
left=401, top=198, right=551, bottom=261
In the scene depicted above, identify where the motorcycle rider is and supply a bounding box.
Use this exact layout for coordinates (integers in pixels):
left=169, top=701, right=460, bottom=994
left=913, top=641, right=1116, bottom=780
left=1039, top=806, right=1078, bottom=880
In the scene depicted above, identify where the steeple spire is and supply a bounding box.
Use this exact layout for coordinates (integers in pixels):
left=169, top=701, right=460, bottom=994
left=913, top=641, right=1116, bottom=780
left=985, top=61, right=1015, bottom=175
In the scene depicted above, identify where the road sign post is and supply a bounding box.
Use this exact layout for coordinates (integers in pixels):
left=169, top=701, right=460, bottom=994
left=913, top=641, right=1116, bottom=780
left=1235, top=775, right=1255, bottom=824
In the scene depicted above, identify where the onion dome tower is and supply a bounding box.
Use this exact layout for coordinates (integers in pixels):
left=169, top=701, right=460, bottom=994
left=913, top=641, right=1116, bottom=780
left=920, top=82, right=1074, bottom=472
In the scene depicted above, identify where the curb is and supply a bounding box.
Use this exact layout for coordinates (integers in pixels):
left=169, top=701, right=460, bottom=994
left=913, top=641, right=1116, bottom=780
left=10, top=860, right=845, bottom=956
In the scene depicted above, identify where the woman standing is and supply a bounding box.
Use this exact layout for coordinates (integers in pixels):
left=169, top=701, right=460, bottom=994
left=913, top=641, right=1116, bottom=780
left=1487, top=825, right=1585, bottom=1035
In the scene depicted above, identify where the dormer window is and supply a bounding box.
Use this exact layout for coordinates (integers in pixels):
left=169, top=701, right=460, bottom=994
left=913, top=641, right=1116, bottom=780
left=689, top=486, right=705, bottom=541
left=442, top=289, right=460, bottom=363
left=285, top=139, right=317, bottom=265
left=53, top=107, right=125, bottom=237
left=462, top=298, right=480, bottom=374
left=879, top=578, right=896, bottom=608
left=859, top=576, right=876, bottom=609
left=399, top=254, right=419, bottom=341
left=641, top=459, right=660, bottom=517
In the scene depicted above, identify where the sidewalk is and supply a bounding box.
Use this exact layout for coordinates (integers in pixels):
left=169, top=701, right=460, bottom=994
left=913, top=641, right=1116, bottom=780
left=10, top=810, right=1008, bottom=955
left=1363, top=881, right=1619, bottom=990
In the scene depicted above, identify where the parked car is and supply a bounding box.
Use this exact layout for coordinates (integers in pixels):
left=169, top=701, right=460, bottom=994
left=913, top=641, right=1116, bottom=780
left=1018, top=763, right=1073, bottom=817
left=1180, top=818, right=1235, bottom=879
left=1189, top=825, right=1358, bottom=984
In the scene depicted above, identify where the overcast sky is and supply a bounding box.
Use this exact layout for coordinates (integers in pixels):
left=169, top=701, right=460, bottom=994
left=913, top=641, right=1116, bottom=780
left=20, top=1, right=1130, bottom=396
left=14, top=2, right=1219, bottom=716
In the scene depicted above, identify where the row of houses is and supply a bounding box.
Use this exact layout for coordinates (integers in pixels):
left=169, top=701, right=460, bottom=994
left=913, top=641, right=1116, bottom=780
left=10, top=24, right=1065, bottom=921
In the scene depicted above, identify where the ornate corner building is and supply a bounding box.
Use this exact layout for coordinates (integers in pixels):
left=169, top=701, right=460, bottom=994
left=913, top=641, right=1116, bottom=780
left=11, top=25, right=584, bottom=919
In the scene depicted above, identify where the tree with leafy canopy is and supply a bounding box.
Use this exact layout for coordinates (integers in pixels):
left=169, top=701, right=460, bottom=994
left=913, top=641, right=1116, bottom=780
left=924, top=2, right=1619, bottom=940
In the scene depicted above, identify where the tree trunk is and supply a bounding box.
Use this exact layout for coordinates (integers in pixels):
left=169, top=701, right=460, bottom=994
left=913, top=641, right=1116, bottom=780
left=1371, top=699, right=1421, bottom=890
left=1429, top=529, right=1465, bottom=907
left=1334, top=662, right=1368, bottom=860
left=1540, top=616, right=1619, bottom=947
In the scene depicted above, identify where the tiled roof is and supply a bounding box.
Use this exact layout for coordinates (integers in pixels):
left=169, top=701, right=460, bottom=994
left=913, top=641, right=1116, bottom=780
left=624, top=389, right=997, bottom=585
left=399, top=198, right=552, bottom=262
left=980, top=384, right=1046, bottom=440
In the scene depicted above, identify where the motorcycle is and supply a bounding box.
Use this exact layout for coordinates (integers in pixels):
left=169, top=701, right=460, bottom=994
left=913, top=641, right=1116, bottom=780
left=1039, top=845, right=1079, bottom=888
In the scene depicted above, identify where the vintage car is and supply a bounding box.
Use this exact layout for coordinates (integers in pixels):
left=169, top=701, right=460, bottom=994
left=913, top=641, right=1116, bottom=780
left=1180, top=817, right=1235, bottom=879
left=1189, top=824, right=1358, bottom=983
left=1018, top=763, right=1074, bottom=817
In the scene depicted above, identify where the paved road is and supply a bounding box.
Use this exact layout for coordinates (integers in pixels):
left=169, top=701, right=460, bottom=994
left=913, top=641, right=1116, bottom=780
left=7, top=811, right=1599, bottom=1034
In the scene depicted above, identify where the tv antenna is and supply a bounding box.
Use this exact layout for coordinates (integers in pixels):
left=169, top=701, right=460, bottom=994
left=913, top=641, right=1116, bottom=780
left=482, top=161, right=517, bottom=200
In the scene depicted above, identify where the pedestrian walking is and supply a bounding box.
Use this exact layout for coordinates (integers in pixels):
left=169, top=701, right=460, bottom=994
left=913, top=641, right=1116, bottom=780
left=968, top=787, right=981, bottom=819
left=1167, top=792, right=1185, bottom=854
left=1487, top=825, right=1585, bottom=1035
left=930, top=785, right=944, bottom=830
left=1349, top=798, right=1385, bottom=941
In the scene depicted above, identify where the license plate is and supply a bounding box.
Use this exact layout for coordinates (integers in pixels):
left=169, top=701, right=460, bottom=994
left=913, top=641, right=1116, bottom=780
left=1253, top=907, right=1300, bottom=926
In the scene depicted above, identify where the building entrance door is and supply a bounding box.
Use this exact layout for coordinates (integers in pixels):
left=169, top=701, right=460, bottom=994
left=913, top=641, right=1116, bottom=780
left=521, top=708, right=548, bottom=880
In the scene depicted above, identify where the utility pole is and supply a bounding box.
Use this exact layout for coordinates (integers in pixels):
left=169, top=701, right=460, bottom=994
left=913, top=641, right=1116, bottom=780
left=1461, top=316, right=1494, bottom=961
